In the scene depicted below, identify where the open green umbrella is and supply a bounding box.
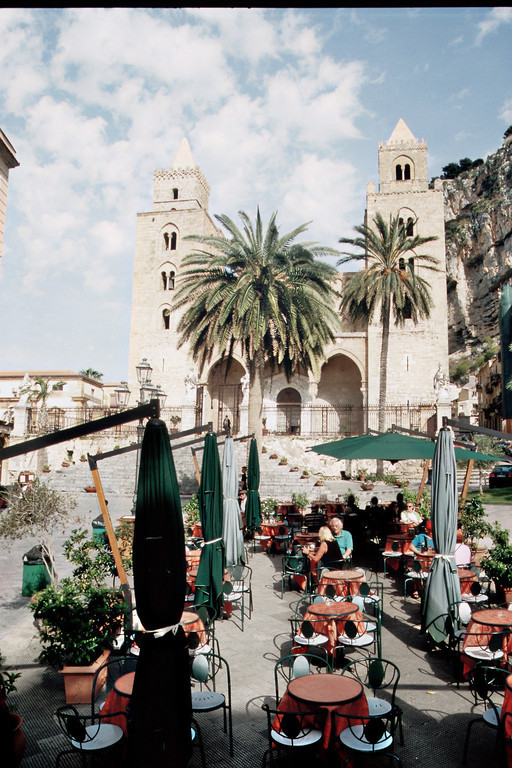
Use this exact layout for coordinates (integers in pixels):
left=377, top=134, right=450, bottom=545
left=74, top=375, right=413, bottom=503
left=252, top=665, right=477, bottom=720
left=194, top=432, right=225, bottom=616
left=222, top=436, right=244, bottom=567
left=311, top=431, right=497, bottom=463
left=131, top=418, right=192, bottom=768
left=244, top=438, right=262, bottom=532
left=423, top=428, right=462, bottom=639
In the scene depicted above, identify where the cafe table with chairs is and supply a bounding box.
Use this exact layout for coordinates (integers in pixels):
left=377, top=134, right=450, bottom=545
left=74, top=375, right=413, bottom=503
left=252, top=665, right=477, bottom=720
left=301, top=599, right=364, bottom=655
left=382, top=534, right=414, bottom=573
left=460, top=607, right=512, bottom=678
left=272, top=671, right=369, bottom=757
left=316, top=569, right=366, bottom=599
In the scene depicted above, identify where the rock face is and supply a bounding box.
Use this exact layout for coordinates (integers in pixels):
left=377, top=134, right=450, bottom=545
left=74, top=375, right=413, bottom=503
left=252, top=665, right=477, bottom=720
left=444, top=139, right=512, bottom=356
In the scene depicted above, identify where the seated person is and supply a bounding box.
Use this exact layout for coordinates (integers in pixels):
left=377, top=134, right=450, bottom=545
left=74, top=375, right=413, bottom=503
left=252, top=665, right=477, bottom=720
left=302, top=526, right=341, bottom=570
left=401, top=501, right=422, bottom=526
left=330, top=517, right=353, bottom=562
left=408, top=520, right=434, bottom=556
left=454, top=529, right=471, bottom=568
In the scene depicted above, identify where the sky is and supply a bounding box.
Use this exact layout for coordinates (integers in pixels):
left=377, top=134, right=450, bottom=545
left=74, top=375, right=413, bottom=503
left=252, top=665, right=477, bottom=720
left=0, top=7, right=511, bottom=384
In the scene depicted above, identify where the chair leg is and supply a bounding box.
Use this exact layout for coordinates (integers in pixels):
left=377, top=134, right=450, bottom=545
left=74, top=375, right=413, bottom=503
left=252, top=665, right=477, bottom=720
left=192, top=718, right=206, bottom=768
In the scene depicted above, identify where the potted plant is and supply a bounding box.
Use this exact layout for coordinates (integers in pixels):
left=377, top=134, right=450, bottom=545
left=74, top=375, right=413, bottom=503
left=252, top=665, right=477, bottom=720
left=458, top=496, right=491, bottom=563
left=0, top=652, right=25, bottom=766
left=79, top=454, right=87, bottom=462
left=170, top=414, right=182, bottom=433
left=42, top=464, right=51, bottom=473
left=184, top=495, right=201, bottom=537
left=278, top=457, right=288, bottom=466
left=301, top=469, right=309, bottom=479
left=262, top=417, right=268, bottom=436
left=291, top=492, right=308, bottom=513
left=29, top=529, right=127, bottom=703
left=356, top=467, right=368, bottom=481
left=481, top=523, right=512, bottom=602
left=269, top=453, right=278, bottom=460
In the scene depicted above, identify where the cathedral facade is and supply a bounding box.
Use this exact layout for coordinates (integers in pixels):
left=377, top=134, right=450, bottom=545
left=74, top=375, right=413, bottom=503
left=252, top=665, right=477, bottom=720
left=127, top=120, right=450, bottom=437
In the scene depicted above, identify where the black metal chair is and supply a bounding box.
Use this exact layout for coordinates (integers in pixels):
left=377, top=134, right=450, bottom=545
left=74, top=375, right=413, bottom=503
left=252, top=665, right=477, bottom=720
left=190, top=651, right=233, bottom=756
left=261, top=703, right=325, bottom=767
left=280, top=554, right=308, bottom=598
left=55, top=705, right=125, bottom=767
left=462, top=664, right=508, bottom=763
left=335, top=710, right=402, bottom=767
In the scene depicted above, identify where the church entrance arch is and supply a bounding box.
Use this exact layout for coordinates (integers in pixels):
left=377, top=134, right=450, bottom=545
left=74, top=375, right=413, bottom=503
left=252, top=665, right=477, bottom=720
left=207, top=359, right=245, bottom=433
left=277, top=388, right=301, bottom=435
left=316, top=354, right=364, bottom=436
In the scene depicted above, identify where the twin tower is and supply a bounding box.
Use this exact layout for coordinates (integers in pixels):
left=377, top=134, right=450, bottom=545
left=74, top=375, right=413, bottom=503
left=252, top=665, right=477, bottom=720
left=128, top=120, right=449, bottom=435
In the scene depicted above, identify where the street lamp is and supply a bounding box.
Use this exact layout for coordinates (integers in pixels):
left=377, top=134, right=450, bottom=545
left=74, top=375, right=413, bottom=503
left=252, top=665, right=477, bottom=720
left=113, top=381, right=131, bottom=408
left=131, top=358, right=166, bottom=511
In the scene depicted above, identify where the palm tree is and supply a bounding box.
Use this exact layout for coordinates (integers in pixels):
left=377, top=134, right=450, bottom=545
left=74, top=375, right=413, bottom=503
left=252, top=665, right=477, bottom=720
left=79, top=368, right=103, bottom=380
left=338, top=212, right=440, bottom=434
left=173, top=209, right=341, bottom=446
left=20, top=376, right=64, bottom=472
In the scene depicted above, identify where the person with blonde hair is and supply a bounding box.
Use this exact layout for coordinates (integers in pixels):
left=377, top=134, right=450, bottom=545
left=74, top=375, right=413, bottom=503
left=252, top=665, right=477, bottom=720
left=302, top=525, right=342, bottom=569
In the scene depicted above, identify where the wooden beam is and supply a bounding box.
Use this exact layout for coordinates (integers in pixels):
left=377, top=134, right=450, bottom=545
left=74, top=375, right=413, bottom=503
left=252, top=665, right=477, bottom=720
left=460, top=459, right=474, bottom=504
left=417, top=460, right=430, bottom=504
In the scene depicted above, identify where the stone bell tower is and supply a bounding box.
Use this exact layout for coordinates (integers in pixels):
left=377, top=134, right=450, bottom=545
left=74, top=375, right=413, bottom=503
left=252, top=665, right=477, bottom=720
left=365, top=119, right=449, bottom=413
left=128, top=139, right=220, bottom=407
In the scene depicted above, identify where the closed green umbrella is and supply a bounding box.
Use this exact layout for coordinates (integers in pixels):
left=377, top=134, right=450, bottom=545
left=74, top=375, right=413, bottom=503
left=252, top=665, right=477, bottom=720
left=244, top=438, right=262, bottom=532
left=194, top=432, right=225, bottom=616
left=423, top=428, right=462, bottom=639
left=311, top=431, right=497, bottom=463
left=131, top=418, right=192, bottom=768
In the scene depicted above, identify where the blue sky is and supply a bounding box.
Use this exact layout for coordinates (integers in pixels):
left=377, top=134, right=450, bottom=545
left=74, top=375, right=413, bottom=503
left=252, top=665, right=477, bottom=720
left=0, top=7, right=511, bottom=383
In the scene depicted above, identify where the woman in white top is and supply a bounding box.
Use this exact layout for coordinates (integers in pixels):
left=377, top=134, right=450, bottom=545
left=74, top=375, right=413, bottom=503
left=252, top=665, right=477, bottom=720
left=454, top=529, right=471, bottom=568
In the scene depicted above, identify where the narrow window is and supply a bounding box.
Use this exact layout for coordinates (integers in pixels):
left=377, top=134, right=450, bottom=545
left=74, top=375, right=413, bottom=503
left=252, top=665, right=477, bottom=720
left=398, top=258, right=406, bottom=271
left=408, top=257, right=414, bottom=273
left=404, top=164, right=411, bottom=180
left=163, top=308, right=170, bottom=330
left=395, top=164, right=403, bottom=181
left=170, top=232, right=177, bottom=250
left=172, top=188, right=178, bottom=200
left=161, top=271, right=167, bottom=290
left=168, top=271, right=175, bottom=290
left=406, top=218, right=414, bottom=236
left=163, top=232, right=169, bottom=250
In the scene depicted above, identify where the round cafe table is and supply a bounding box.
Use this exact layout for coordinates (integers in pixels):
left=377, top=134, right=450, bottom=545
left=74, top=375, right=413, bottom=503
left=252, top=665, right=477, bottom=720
left=114, top=671, right=135, bottom=698
left=458, top=568, right=478, bottom=595
left=318, top=570, right=365, bottom=598
left=303, top=601, right=363, bottom=653
left=275, top=672, right=368, bottom=754
left=472, top=608, right=512, bottom=627
left=461, top=608, right=512, bottom=678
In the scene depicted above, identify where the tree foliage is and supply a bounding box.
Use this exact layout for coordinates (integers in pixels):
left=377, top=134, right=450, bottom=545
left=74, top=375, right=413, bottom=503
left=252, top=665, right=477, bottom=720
left=440, top=157, right=484, bottom=179
left=0, top=479, right=78, bottom=582
left=173, top=209, right=341, bottom=444
left=79, top=368, right=103, bottom=380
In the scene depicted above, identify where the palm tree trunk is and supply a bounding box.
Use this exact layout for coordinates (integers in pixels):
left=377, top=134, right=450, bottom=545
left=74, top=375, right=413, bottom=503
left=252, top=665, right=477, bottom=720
left=377, top=297, right=391, bottom=475
left=247, top=350, right=264, bottom=450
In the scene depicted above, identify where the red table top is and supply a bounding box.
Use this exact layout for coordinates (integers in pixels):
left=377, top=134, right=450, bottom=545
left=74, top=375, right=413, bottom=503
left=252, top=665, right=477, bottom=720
left=458, top=569, right=477, bottom=581
left=307, top=601, right=358, bottom=619
left=288, top=673, right=363, bottom=706
left=322, top=570, right=362, bottom=582
left=472, top=609, right=512, bottom=627
left=114, top=671, right=135, bottom=697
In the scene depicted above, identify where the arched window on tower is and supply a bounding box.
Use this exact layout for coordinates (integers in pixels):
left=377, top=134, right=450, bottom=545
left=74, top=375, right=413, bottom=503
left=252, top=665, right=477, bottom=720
left=170, top=232, right=177, bottom=250
left=172, top=188, right=178, bottom=200
left=161, top=271, right=168, bottom=290
left=395, top=164, right=403, bottom=181
left=408, top=257, right=414, bottom=273
left=398, top=258, right=406, bottom=271
left=404, top=164, right=411, bottom=180
left=163, top=233, right=169, bottom=250
left=406, top=217, right=414, bottom=236
left=168, top=270, right=175, bottom=289
left=162, top=308, right=171, bottom=330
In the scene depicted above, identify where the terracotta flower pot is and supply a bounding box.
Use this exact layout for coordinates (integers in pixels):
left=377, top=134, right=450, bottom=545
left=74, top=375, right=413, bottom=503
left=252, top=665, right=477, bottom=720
left=9, top=713, right=26, bottom=767
left=59, top=649, right=111, bottom=704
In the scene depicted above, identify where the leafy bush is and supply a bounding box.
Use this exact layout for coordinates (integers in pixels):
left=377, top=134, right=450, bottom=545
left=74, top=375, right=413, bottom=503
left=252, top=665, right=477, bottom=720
left=183, top=494, right=200, bottom=524
left=458, top=496, right=491, bottom=544
left=481, top=522, right=512, bottom=587
left=291, top=492, right=309, bottom=510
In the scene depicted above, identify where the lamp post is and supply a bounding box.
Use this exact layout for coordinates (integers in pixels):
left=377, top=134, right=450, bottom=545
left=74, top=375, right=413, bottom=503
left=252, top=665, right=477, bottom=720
left=122, top=359, right=167, bottom=512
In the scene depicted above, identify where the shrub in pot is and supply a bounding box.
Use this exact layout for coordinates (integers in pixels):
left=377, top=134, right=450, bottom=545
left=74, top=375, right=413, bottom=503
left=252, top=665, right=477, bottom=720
left=481, top=522, right=512, bottom=599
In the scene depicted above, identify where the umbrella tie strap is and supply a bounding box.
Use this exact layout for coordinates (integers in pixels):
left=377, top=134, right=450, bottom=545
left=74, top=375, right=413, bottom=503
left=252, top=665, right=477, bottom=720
left=433, top=554, right=454, bottom=563
left=225, top=497, right=237, bottom=502
left=204, top=536, right=222, bottom=545
left=148, top=623, right=183, bottom=639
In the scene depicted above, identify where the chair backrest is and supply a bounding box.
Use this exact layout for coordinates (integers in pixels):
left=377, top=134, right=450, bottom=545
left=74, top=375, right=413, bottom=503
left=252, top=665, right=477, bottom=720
left=391, top=541, right=400, bottom=552
left=470, top=580, right=482, bottom=596
left=468, top=664, right=508, bottom=707
left=263, top=703, right=326, bottom=744
left=191, top=651, right=230, bottom=692
left=325, top=584, right=336, bottom=600
left=334, top=711, right=394, bottom=750
left=273, top=651, right=331, bottom=703
left=343, top=657, right=400, bottom=701
left=344, top=620, right=359, bottom=639
left=283, top=554, right=306, bottom=574
left=90, top=655, right=137, bottom=715
left=350, top=595, right=365, bottom=612
left=56, top=706, right=102, bottom=748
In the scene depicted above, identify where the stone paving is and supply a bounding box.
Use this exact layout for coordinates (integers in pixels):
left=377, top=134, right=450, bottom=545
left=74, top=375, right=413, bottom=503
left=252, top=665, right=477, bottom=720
left=1, top=484, right=511, bottom=767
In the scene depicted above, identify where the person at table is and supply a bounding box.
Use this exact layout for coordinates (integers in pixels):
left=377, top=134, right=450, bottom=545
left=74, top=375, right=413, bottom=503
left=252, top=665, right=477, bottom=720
left=454, top=529, right=471, bottom=567
left=302, top=526, right=342, bottom=570
left=408, top=520, right=434, bottom=556
left=240, top=466, right=247, bottom=491
left=239, top=490, right=247, bottom=513
left=329, top=517, right=353, bottom=561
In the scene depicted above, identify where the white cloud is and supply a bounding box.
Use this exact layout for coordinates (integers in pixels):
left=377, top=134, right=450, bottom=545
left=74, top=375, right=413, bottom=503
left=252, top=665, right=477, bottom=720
left=476, top=6, right=512, bottom=44
left=500, top=98, right=512, bottom=124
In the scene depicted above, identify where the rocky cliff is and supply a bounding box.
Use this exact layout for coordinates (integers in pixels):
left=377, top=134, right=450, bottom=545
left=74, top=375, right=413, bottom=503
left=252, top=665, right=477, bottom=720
left=443, top=139, right=512, bottom=357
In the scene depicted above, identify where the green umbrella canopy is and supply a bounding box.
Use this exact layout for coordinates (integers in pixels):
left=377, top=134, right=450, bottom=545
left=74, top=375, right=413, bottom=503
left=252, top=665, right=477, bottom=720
left=244, top=438, right=262, bottom=532
left=194, top=432, right=225, bottom=615
left=310, top=431, right=497, bottom=464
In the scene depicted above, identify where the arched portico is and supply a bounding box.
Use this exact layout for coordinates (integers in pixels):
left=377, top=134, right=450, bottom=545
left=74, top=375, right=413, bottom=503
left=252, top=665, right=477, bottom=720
left=206, top=358, right=245, bottom=432
left=276, top=387, right=302, bottom=435
left=315, top=353, right=364, bottom=435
